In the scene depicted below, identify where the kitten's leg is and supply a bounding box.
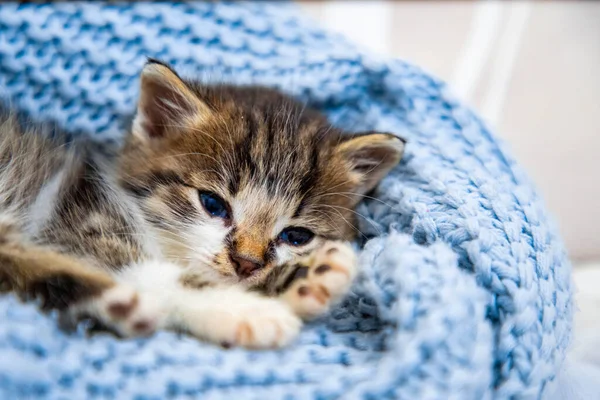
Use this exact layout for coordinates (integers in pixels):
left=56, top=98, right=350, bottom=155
left=121, top=261, right=301, bottom=349
left=170, top=286, right=301, bottom=349
left=0, top=223, right=161, bottom=336
left=276, top=241, right=357, bottom=320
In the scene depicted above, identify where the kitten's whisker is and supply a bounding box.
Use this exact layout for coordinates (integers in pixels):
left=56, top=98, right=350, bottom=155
left=316, top=191, right=404, bottom=215
left=321, top=204, right=382, bottom=236
left=308, top=210, right=344, bottom=238
left=318, top=205, right=368, bottom=240
left=318, top=174, right=360, bottom=194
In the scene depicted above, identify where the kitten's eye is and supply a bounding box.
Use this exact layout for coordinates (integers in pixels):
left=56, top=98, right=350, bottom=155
left=199, top=192, right=230, bottom=220
left=279, top=227, right=314, bottom=246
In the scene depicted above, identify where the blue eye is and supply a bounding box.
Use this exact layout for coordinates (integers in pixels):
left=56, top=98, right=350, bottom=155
left=199, top=192, right=230, bottom=220
left=279, top=227, right=314, bottom=246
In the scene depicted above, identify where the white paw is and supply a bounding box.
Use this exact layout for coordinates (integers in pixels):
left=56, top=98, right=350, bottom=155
left=283, top=241, right=357, bottom=319
left=70, top=283, right=166, bottom=337
left=183, top=291, right=302, bottom=349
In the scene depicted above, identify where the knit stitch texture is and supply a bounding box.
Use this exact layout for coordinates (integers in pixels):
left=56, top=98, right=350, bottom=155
left=0, top=3, right=572, bottom=399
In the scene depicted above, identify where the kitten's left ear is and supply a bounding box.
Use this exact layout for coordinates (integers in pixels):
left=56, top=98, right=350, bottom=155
left=336, top=132, right=406, bottom=194
left=132, top=59, right=211, bottom=142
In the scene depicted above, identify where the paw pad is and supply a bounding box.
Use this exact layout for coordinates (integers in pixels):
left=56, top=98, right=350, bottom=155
left=298, top=286, right=310, bottom=296
left=314, top=264, right=331, bottom=275
left=107, top=294, right=138, bottom=319
left=132, top=319, right=153, bottom=334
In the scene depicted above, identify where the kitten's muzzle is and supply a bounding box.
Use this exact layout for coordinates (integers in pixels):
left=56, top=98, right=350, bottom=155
left=230, top=254, right=264, bottom=279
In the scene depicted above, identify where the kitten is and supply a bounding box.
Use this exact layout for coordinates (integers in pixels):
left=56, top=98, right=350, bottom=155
left=0, top=59, right=405, bottom=349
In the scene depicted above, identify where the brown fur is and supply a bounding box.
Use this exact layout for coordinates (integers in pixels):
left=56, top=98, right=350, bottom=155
left=0, top=217, right=114, bottom=310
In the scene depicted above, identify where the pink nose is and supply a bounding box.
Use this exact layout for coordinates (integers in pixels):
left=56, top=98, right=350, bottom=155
left=231, top=254, right=263, bottom=278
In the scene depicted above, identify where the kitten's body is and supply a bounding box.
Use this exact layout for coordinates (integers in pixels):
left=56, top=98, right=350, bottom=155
left=0, top=60, right=404, bottom=348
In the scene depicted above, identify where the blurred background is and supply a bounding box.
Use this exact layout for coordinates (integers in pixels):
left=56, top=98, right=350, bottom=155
left=300, top=0, right=600, bottom=364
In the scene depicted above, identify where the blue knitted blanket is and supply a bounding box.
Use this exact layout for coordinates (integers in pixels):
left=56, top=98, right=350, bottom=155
left=0, top=3, right=573, bottom=399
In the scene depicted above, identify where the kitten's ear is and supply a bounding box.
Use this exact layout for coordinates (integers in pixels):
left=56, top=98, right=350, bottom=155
left=132, top=59, right=210, bottom=141
left=336, top=132, right=406, bottom=194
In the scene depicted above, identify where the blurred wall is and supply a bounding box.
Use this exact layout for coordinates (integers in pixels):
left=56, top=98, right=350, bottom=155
left=301, top=1, right=600, bottom=262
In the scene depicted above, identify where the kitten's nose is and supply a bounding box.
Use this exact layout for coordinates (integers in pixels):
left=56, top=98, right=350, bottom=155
left=231, top=254, right=263, bottom=278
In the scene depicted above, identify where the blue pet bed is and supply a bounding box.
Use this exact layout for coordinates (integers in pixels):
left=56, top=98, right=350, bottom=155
left=0, top=3, right=573, bottom=399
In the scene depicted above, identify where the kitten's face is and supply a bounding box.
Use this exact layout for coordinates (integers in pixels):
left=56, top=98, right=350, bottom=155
left=118, top=61, right=404, bottom=285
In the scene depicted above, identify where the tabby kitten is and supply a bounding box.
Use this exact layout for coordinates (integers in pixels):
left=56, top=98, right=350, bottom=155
left=0, top=60, right=405, bottom=348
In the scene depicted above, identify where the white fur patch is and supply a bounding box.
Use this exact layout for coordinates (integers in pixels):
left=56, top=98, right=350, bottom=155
left=116, top=259, right=301, bottom=348
left=186, top=221, right=229, bottom=267
left=26, top=166, right=66, bottom=235
left=117, top=260, right=183, bottom=293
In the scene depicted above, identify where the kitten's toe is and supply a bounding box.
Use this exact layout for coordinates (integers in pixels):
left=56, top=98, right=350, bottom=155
left=284, top=241, right=357, bottom=319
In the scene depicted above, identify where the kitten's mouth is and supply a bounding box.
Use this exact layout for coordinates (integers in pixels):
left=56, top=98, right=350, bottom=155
left=218, top=267, right=257, bottom=285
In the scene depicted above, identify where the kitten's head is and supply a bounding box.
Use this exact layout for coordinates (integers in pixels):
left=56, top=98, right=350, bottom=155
left=119, top=60, right=405, bottom=285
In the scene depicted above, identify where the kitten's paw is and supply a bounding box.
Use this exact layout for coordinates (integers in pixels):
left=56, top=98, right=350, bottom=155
left=283, top=241, right=357, bottom=319
left=186, top=294, right=301, bottom=349
left=222, top=299, right=301, bottom=349
left=70, top=284, right=165, bottom=337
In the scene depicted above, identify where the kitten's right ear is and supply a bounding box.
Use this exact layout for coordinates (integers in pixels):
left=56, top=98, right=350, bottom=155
left=132, top=59, right=210, bottom=142
left=336, top=132, right=405, bottom=195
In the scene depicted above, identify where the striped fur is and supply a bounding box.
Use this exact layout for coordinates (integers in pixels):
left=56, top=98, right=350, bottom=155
left=0, top=60, right=404, bottom=347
